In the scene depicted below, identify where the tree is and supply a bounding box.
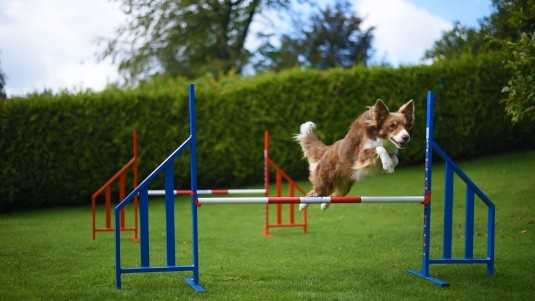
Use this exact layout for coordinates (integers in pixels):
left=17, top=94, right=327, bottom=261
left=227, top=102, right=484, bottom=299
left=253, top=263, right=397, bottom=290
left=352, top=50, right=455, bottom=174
left=254, top=1, right=374, bottom=71
left=485, top=0, right=535, bottom=42
left=100, top=0, right=293, bottom=81
left=425, top=0, right=535, bottom=123
left=423, top=22, right=485, bottom=60
left=0, top=60, right=6, bottom=99
left=254, top=34, right=303, bottom=72
left=425, top=0, right=535, bottom=61
left=502, top=32, right=535, bottom=123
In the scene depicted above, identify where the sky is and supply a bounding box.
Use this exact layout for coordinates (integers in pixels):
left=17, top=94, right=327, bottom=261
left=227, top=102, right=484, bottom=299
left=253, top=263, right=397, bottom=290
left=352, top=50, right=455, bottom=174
left=0, top=0, right=493, bottom=97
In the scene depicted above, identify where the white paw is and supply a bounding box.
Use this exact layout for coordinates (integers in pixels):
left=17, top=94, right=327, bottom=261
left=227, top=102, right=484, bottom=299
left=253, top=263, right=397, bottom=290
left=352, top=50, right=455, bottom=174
left=300, top=121, right=316, bottom=135
left=299, top=203, right=308, bottom=211
left=382, top=156, right=395, bottom=173
left=376, top=146, right=395, bottom=173
left=320, top=203, right=330, bottom=211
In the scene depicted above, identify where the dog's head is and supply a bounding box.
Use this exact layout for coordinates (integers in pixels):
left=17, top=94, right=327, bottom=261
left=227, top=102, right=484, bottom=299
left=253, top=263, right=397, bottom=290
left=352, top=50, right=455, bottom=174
left=368, top=99, right=414, bottom=149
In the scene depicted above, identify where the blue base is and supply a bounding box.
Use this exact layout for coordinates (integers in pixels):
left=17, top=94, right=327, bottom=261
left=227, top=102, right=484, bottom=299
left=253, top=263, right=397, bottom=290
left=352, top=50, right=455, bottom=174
left=407, top=269, right=449, bottom=287
left=185, top=277, right=205, bottom=293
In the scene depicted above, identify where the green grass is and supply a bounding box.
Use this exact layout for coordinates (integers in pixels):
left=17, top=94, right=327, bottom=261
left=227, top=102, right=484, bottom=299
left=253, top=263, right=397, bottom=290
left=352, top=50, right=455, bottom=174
left=1, top=151, right=534, bottom=300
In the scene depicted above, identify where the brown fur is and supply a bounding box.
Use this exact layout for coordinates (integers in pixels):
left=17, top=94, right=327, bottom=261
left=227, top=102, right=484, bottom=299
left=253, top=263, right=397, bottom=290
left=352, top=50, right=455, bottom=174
left=297, top=99, right=414, bottom=198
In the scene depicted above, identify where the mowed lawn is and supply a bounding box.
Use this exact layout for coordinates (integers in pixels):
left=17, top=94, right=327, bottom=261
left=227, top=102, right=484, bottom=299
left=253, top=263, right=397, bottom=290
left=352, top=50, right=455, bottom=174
left=1, top=151, right=534, bottom=301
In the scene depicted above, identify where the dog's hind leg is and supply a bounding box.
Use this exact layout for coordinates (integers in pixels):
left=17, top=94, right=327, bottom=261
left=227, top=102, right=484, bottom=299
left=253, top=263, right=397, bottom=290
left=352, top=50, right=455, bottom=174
left=299, top=175, right=333, bottom=211
left=321, top=180, right=352, bottom=211
left=299, top=158, right=336, bottom=211
left=299, top=190, right=318, bottom=211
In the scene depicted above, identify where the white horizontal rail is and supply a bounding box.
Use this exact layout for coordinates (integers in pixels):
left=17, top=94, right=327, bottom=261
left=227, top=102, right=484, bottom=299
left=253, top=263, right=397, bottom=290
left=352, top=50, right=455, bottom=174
left=361, top=196, right=424, bottom=202
left=198, top=195, right=423, bottom=205
left=148, top=189, right=266, bottom=196
left=226, top=189, right=266, bottom=194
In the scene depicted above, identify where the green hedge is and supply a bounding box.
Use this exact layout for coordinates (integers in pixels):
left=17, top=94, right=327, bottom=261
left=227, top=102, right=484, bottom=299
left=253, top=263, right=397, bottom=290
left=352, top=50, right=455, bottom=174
left=1, top=55, right=532, bottom=211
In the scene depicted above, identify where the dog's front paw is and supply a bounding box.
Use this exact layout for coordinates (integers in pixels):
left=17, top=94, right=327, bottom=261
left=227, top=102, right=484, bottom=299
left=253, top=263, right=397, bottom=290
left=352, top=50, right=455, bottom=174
left=382, top=156, right=395, bottom=173
left=377, top=146, right=395, bottom=173
left=320, top=203, right=330, bottom=211
left=299, top=121, right=316, bottom=135
left=299, top=203, right=309, bottom=211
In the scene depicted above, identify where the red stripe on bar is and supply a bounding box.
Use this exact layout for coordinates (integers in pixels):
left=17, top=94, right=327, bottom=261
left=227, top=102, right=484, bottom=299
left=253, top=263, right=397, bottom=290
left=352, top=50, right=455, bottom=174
left=175, top=190, right=193, bottom=195
left=331, top=196, right=361, bottom=203
left=211, top=189, right=229, bottom=195
left=266, top=196, right=362, bottom=204
left=175, top=189, right=230, bottom=195
left=424, top=191, right=432, bottom=205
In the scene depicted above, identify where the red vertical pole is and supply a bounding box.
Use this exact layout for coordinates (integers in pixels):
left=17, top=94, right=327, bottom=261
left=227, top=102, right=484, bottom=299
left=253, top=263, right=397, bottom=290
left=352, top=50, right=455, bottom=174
left=132, top=129, right=139, bottom=241
left=289, top=182, right=295, bottom=224
left=276, top=170, right=282, bottom=225
left=105, top=186, right=112, bottom=229
left=264, top=130, right=270, bottom=197
left=91, top=196, right=96, bottom=240
left=119, top=174, right=126, bottom=230
left=263, top=130, right=270, bottom=236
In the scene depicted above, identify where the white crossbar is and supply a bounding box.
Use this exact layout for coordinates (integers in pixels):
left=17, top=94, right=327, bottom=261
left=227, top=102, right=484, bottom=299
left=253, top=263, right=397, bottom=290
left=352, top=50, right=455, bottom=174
left=200, top=197, right=269, bottom=204
left=148, top=189, right=266, bottom=196
left=198, top=195, right=423, bottom=205
left=227, top=189, right=266, bottom=194
left=361, top=196, right=424, bottom=203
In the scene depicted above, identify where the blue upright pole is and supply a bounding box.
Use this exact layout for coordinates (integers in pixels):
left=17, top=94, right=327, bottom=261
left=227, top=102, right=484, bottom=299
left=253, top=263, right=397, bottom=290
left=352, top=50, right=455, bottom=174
left=443, top=162, right=454, bottom=259
left=185, top=83, right=205, bottom=292
left=465, top=185, right=475, bottom=259
left=139, top=189, right=150, bottom=267
left=487, top=205, right=495, bottom=274
left=408, top=90, right=448, bottom=287
left=165, top=164, right=176, bottom=266
left=114, top=206, right=122, bottom=288
left=422, top=90, right=434, bottom=277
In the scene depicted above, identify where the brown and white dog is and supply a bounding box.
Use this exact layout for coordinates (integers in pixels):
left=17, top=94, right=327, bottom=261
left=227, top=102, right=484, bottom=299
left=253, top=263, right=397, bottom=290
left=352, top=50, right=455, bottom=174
left=296, top=99, right=414, bottom=210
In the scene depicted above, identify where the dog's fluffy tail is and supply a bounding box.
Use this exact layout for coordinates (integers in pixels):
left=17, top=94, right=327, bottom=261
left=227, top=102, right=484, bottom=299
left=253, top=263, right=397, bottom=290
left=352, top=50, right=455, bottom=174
left=295, top=121, right=327, bottom=163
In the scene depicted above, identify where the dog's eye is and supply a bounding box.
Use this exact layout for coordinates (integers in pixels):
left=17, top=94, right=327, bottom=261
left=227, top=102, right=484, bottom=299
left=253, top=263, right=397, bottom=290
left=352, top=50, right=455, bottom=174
left=390, top=123, right=397, bottom=129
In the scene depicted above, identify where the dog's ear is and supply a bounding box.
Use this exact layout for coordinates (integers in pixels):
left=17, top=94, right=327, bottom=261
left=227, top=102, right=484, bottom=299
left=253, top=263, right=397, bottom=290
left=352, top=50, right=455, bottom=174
left=398, top=99, right=414, bottom=128
left=365, top=99, right=389, bottom=127
left=373, top=99, right=390, bottom=125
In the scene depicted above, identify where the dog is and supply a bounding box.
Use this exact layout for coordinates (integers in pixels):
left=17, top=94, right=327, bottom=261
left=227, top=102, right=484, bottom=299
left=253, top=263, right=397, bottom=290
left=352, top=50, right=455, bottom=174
left=296, top=99, right=414, bottom=210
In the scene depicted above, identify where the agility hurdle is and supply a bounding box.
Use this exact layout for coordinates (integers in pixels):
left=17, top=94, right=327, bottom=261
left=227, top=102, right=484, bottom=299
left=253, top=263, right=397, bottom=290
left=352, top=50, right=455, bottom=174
left=114, top=84, right=495, bottom=290
left=91, top=129, right=139, bottom=241
left=148, top=129, right=308, bottom=234
left=93, top=129, right=306, bottom=240
left=263, top=130, right=308, bottom=236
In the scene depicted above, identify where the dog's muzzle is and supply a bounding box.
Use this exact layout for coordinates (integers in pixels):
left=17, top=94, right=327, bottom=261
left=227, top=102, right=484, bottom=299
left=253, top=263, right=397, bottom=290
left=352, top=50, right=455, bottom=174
left=390, top=132, right=410, bottom=149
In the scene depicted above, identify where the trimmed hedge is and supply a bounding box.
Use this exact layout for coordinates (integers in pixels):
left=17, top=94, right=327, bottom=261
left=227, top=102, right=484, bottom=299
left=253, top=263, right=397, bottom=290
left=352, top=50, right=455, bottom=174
left=1, top=55, right=532, bottom=211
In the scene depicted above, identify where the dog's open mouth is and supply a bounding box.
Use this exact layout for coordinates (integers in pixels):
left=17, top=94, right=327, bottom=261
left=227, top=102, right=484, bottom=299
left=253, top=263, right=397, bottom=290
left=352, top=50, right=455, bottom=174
left=389, top=137, right=407, bottom=149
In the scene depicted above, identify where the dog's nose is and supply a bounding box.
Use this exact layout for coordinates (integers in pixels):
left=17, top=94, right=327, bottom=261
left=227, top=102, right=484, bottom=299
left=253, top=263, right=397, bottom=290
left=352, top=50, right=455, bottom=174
left=401, top=134, right=410, bottom=143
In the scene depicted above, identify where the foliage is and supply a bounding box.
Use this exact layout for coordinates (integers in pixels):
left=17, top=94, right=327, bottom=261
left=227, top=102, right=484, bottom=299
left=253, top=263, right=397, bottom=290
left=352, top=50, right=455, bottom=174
left=1, top=54, right=533, bottom=211
left=486, top=0, right=535, bottom=41
left=100, top=0, right=293, bottom=81
left=254, top=34, right=303, bottom=72
left=425, top=0, right=535, bottom=61
left=424, top=22, right=486, bottom=60
left=254, top=0, right=374, bottom=71
left=0, top=59, right=6, bottom=99
left=425, top=0, right=535, bottom=124
left=502, top=32, right=535, bottom=123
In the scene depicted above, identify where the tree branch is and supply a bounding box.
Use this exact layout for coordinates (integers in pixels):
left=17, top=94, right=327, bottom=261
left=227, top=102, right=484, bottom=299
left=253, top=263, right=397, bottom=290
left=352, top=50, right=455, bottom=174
left=235, top=0, right=261, bottom=58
